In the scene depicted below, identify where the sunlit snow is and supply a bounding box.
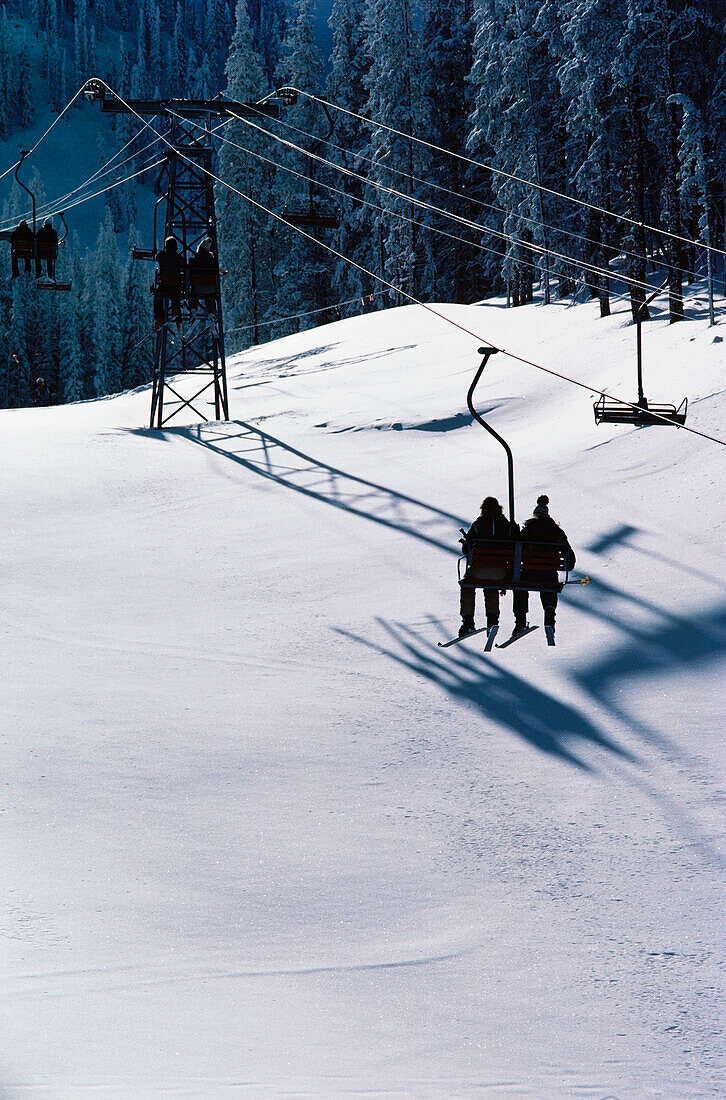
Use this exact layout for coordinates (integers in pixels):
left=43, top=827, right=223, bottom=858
left=1, top=293, right=724, bottom=1097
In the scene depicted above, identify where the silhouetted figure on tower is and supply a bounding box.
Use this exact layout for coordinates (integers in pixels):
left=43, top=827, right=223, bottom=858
left=10, top=220, right=34, bottom=277
left=153, top=236, right=185, bottom=330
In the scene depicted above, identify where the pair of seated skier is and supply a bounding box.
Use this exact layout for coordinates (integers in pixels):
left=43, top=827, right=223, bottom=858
left=458, top=494, right=575, bottom=642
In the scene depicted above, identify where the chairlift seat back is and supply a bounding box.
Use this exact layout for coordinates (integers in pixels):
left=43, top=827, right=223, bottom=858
left=460, top=539, right=568, bottom=592
left=157, top=272, right=186, bottom=294
left=468, top=541, right=514, bottom=581
left=13, top=238, right=35, bottom=258
left=35, top=240, right=59, bottom=260
left=190, top=279, right=217, bottom=297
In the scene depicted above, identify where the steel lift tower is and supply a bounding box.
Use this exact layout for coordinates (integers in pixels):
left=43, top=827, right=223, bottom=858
left=86, top=82, right=282, bottom=428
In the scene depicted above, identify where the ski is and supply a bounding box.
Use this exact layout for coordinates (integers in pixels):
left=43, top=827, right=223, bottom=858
left=483, top=623, right=499, bottom=651
left=545, top=625, right=556, bottom=647
left=495, top=625, right=539, bottom=649
left=438, top=626, right=489, bottom=648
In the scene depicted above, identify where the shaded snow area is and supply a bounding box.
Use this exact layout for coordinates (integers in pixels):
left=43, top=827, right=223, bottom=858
left=1, top=295, right=724, bottom=1098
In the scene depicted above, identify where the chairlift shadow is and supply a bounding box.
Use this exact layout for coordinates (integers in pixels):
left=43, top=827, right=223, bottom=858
left=337, top=617, right=632, bottom=771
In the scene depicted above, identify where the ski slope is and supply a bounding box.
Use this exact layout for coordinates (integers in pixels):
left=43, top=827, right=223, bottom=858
left=1, top=293, right=724, bottom=1097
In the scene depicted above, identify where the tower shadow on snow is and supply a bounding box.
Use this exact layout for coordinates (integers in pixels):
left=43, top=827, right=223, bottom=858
left=128, top=420, right=466, bottom=555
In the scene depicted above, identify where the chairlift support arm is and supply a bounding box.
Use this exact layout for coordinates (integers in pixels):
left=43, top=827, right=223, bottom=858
left=14, top=151, right=36, bottom=234
left=635, top=278, right=668, bottom=406
left=467, top=346, right=516, bottom=527
left=84, top=81, right=281, bottom=121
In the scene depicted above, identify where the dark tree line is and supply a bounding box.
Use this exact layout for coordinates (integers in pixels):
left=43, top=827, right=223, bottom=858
left=0, top=0, right=724, bottom=406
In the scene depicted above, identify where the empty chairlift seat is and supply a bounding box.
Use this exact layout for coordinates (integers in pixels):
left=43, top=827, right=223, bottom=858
left=593, top=395, right=688, bottom=426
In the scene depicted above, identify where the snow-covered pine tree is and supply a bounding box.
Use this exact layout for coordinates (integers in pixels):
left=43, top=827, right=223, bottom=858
left=73, top=0, right=92, bottom=84
left=122, top=225, right=154, bottom=388
left=326, top=0, right=374, bottom=312
left=707, top=24, right=726, bottom=297
left=91, top=208, right=123, bottom=396
left=558, top=0, right=629, bottom=318
left=271, top=0, right=332, bottom=331
left=617, top=0, right=689, bottom=322
left=204, top=0, right=234, bottom=92
left=468, top=0, right=563, bottom=306
left=217, top=0, right=273, bottom=350
left=364, top=0, right=423, bottom=300
left=417, top=0, right=475, bottom=302
left=58, top=236, right=85, bottom=404
left=167, top=5, right=186, bottom=95
left=15, top=40, right=34, bottom=129
left=248, top=0, right=289, bottom=85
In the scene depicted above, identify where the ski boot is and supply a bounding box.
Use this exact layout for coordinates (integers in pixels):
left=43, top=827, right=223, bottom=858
left=458, top=615, right=476, bottom=638
left=510, top=617, right=528, bottom=640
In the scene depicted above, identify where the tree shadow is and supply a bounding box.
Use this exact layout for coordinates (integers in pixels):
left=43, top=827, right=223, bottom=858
left=566, top=575, right=726, bottom=868
left=584, top=522, right=726, bottom=590
left=574, top=575, right=726, bottom=691
left=338, top=617, right=633, bottom=772
left=126, top=420, right=467, bottom=555
left=239, top=342, right=417, bottom=379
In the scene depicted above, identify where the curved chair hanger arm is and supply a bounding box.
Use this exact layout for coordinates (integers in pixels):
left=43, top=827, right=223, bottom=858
left=467, top=346, right=516, bottom=527
left=635, top=278, right=668, bottom=406
left=14, top=150, right=36, bottom=234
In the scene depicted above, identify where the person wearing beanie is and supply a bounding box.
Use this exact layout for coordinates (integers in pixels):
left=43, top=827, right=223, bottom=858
left=515, top=495, right=576, bottom=641
left=188, top=237, right=219, bottom=315
left=458, top=496, right=524, bottom=637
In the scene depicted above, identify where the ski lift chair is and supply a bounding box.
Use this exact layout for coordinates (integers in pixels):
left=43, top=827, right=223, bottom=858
left=594, top=279, right=686, bottom=427
left=5, top=150, right=71, bottom=291
left=458, top=345, right=586, bottom=606
left=155, top=270, right=187, bottom=297
left=458, top=539, right=571, bottom=599
left=35, top=215, right=71, bottom=291
left=593, top=394, right=687, bottom=426
left=278, top=96, right=339, bottom=231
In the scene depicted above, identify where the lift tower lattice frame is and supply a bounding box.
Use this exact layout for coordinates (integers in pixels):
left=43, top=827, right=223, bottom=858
left=87, top=84, right=282, bottom=428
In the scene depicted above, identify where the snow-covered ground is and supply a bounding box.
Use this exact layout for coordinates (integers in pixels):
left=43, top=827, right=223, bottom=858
left=1, top=292, right=724, bottom=1097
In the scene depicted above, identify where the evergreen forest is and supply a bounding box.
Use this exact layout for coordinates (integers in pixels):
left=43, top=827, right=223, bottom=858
left=0, top=0, right=724, bottom=408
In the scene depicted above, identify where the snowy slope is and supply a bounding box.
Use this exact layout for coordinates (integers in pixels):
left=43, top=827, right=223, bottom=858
left=1, top=292, right=724, bottom=1098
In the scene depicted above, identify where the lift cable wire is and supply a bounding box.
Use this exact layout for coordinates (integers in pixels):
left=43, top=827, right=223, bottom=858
left=0, top=79, right=93, bottom=188
left=34, top=154, right=167, bottom=223
left=243, top=99, right=706, bottom=288
left=282, top=87, right=726, bottom=262
left=202, top=113, right=600, bottom=289
left=179, top=110, right=617, bottom=298
left=92, top=79, right=726, bottom=449
left=227, top=291, right=388, bottom=336
left=227, top=108, right=689, bottom=305
left=0, top=129, right=168, bottom=232
left=34, top=124, right=168, bottom=223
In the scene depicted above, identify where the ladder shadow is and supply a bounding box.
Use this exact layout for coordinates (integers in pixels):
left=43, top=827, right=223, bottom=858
left=129, top=420, right=467, bottom=555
